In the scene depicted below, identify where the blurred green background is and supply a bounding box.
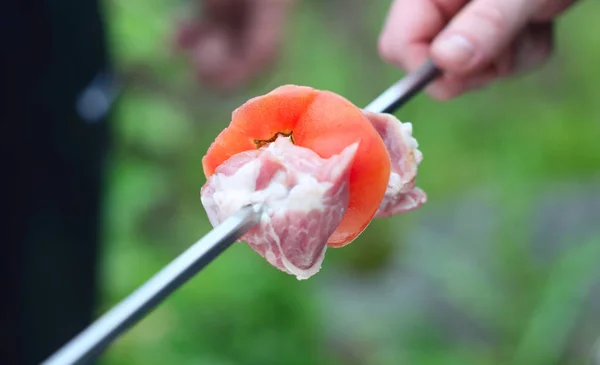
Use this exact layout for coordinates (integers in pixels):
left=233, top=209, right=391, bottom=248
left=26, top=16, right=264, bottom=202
left=97, top=1, right=600, bottom=364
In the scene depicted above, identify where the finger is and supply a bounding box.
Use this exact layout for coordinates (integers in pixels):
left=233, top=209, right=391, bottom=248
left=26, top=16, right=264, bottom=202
left=532, top=0, right=578, bottom=22
left=509, top=22, right=554, bottom=75
left=426, top=66, right=498, bottom=100
left=430, top=0, right=540, bottom=75
left=378, top=0, right=469, bottom=72
left=378, top=0, right=471, bottom=100
left=432, top=22, right=554, bottom=99
left=482, top=22, right=554, bottom=79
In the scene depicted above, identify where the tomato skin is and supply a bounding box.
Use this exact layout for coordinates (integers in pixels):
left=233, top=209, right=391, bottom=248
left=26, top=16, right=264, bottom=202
left=202, top=85, right=318, bottom=176
left=202, top=85, right=391, bottom=247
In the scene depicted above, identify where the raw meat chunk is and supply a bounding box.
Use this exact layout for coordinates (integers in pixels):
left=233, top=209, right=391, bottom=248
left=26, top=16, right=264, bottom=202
left=201, top=136, right=358, bottom=279
left=363, top=111, right=427, bottom=218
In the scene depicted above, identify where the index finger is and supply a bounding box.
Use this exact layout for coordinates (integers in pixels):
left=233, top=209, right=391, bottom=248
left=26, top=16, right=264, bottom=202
left=378, top=0, right=469, bottom=72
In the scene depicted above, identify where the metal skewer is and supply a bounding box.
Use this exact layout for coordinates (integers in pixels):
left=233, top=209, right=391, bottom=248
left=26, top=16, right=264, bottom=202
left=365, top=59, right=440, bottom=113
left=42, top=205, right=263, bottom=365
left=42, top=60, right=440, bottom=365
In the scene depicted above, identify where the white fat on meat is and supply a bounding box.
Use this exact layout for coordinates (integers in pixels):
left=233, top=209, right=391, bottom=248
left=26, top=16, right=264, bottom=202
left=363, top=110, right=428, bottom=218
left=201, top=137, right=358, bottom=280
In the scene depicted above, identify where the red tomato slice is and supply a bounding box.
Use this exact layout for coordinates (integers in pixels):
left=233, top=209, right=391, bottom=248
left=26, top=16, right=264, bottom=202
left=202, top=85, right=391, bottom=247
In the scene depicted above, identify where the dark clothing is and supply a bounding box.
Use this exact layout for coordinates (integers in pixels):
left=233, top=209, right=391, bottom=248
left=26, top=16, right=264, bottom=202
left=2, top=1, right=111, bottom=364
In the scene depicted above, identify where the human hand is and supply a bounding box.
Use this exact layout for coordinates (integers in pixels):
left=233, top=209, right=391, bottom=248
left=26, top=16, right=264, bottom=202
left=378, top=0, right=580, bottom=100
left=174, top=0, right=294, bottom=92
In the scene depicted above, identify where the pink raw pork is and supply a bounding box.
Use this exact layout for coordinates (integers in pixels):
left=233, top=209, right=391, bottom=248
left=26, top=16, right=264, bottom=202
left=201, top=137, right=358, bottom=279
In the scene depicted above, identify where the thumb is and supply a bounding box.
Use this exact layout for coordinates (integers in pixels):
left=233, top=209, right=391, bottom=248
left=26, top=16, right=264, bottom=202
left=430, top=0, right=540, bottom=75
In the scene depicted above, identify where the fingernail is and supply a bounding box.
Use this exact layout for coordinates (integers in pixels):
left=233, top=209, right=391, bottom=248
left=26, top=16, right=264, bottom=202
left=432, top=35, right=475, bottom=69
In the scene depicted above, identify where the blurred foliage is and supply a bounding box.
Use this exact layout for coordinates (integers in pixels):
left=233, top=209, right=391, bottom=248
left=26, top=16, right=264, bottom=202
left=97, top=0, right=600, bottom=364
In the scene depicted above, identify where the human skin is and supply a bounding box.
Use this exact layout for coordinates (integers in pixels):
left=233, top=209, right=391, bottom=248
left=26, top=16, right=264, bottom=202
left=378, top=0, right=581, bottom=100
